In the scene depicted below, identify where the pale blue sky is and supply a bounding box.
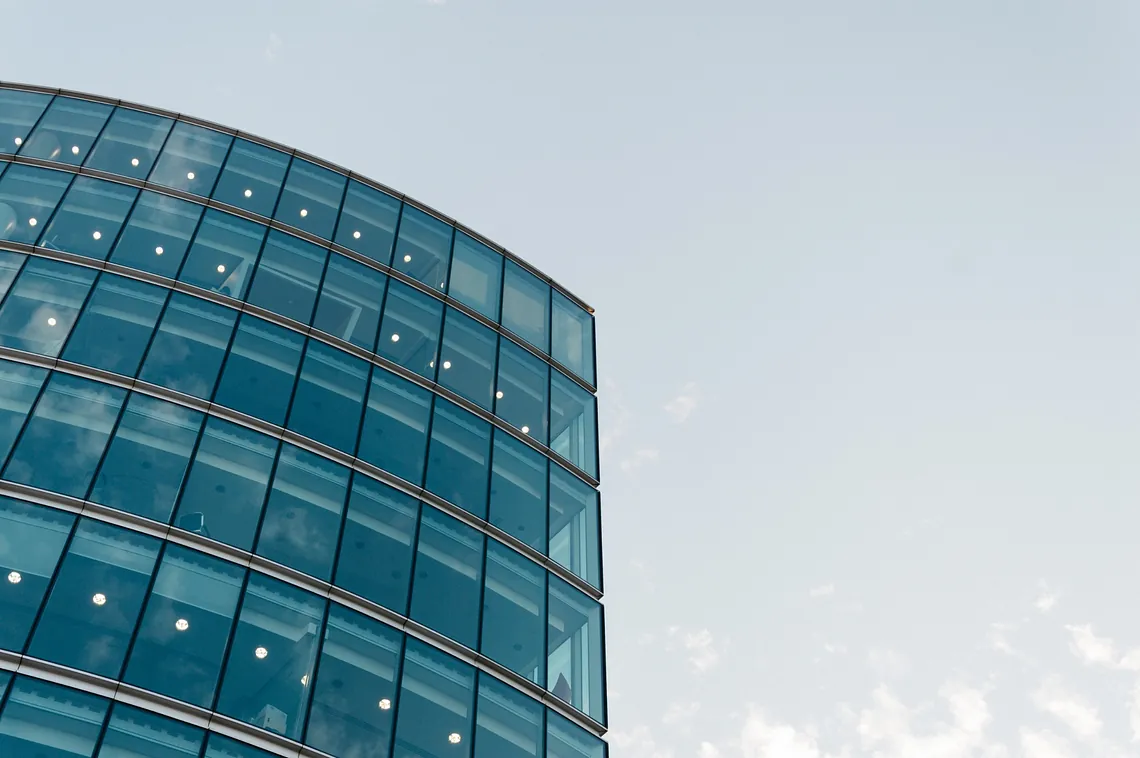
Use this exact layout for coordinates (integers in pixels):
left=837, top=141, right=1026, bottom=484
left=8, top=2, right=1140, bottom=756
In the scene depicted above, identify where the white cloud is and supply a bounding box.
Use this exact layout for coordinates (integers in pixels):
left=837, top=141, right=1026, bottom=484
left=809, top=583, right=835, bottom=599
left=598, top=378, right=629, bottom=457
left=609, top=725, right=674, bottom=758
left=866, top=649, right=910, bottom=681
left=1020, top=729, right=1074, bottom=758
left=698, top=743, right=721, bottom=758
left=1065, top=624, right=1117, bottom=667
left=740, top=707, right=842, bottom=758
left=666, top=627, right=723, bottom=674
left=823, top=643, right=848, bottom=655
left=664, top=381, right=700, bottom=423
left=1118, top=648, right=1140, bottom=672
left=1035, top=588, right=1058, bottom=613
left=855, top=681, right=1005, bottom=758
left=1129, top=683, right=1140, bottom=742
left=263, top=32, right=283, bottom=62
left=662, top=700, right=701, bottom=732
left=620, top=448, right=660, bottom=472
left=1031, top=677, right=1103, bottom=741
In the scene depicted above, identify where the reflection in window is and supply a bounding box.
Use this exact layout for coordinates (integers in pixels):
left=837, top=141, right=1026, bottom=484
left=0, top=90, right=52, bottom=156
left=547, top=576, right=606, bottom=724
left=0, top=676, right=109, bottom=758
left=247, top=230, right=328, bottom=324
left=212, top=315, right=305, bottom=426
left=392, top=639, right=476, bottom=758
left=178, top=210, right=267, bottom=300
left=0, top=165, right=72, bottom=244
left=95, top=703, right=205, bottom=758
left=425, top=399, right=492, bottom=519
left=489, top=430, right=547, bottom=552
left=149, top=121, right=232, bottom=196
left=551, top=292, right=595, bottom=386
left=448, top=232, right=502, bottom=322
left=392, top=206, right=452, bottom=291
left=138, top=292, right=238, bottom=399
left=274, top=158, right=346, bottom=239
left=0, top=256, right=96, bottom=357
left=312, top=254, right=387, bottom=351
left=482, top=540, right=546, bottom=684
left=334, top=180, right=400, bottom=265
left=213, top=138, right=290, bottom=217
left=501, top=261, right=550, bottom=354
left=0, top=360, right=47, bottom=464
left=109, top=191, right=204, bottom=279
left=0, top=497, right=74, bottom=652
left=0, top=251, right=26, bottom=302
left=376, top=280, right=443, bottom=380
left=409, top=507, right=484, bottom=650
left=496, top=339, right=549, bottom=443
left=357, top=370, right=432, bottom=485
left=37, top=177, right=138, bottom=260
left=287, top=340, right=369, bottom=453
left=438, top=308, right=497, bottom=410
left=473, top=675, right=544, bottom=758
left=203, top=733, right=281, bottom=758
left=546, top=709, right=606, bottom=758
left=19, top=96, right=112, bottom=166
left=548, top=465, right=601, bottom=591
left=549, top=371, right=598, bottom=479
left=60, top=273, right=167, bottom=376
left=84, top=107, right=173, bottom=180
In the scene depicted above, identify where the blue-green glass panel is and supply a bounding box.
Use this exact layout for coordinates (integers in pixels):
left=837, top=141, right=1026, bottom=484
left=409, top=506, right=484, bottom=649
left=0, top=251, right=26, bottom=301
left=312, top=254, right=386, bottom=350
left=109, top=191, right=204, bottom=278
left=474, top=675, right=544, bottom=758
left=0, top=90, right=51, bottom=155
left=448, top=232, right=502, bottom=321
left=61, top=274, right=166, bottom=375
left=0, top=360, right=47, bottom=465
left=547, top=710, right=606, bottom=758
left=392, top=639, right=476, bottom=758
left=496, top=339, right=549, bottom=443
left=274, top=157, right=345, bottom=239
left=178, top=209, right=267, bottom=300
left=89, top=394, right=204, bottom=524
left=84, top=107, right=173, bottom=180
left=203, top=734, right=280, bottom=758
left=551, top=294, right=594, bottom=385
left=0, top=165, right=72, bottom=244
left=19, top=96, right=112, bottom=166
left=549, top=465, right=600, bottom=590
left=391, top=206, right=452, bottom=292
left=482, top=541, right=546, bottom=684
left=149, top=121, right=231, bottom=195
left=213, top=138, right=290, bottom=217
left=0, top=677, right=109, bottom=758
left=438, top=307, right=497, bottom=410
left=376, top=280, right=443, bottom=380
left=122, top=544, right=245, bottom=709
left=212, top=315, right=305, bottom=426
left=333, top=180, right=399, bottom=265
left=550, top=371, right=598, bottom=479
left=501, top=261, right=550, bottom=354
left=425, top=399, right=492, bottom=519
left=247, top=230, right=327, bottom=324
left=0, top=497, right=73, bottom=652
left=489, top=429, right=547, bottom=553
left=0, top=257, right=96, bottom=357
left=357, top=369, right=432, bottom=484
left=334, top=474, right=419, bottom=614
left=37, top=177, right=137, bottom=260
left=95, top=704, right=205, bottom=758
left=138, top=292, right=237, bottom=399
left=287, top=340, right=369, bottom=453
left=28, top=519, right=159, bottom=678
left=547, top=576, right=606, bottom=724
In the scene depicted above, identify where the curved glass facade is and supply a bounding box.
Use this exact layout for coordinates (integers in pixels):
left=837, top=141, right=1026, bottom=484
left=0, top=82, right=607, bottom=758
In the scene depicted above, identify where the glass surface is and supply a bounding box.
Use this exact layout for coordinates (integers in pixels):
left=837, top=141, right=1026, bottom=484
left=391, top=206, right=452, bottom=291
left=482, top=541, right=546, bottom=683
left=109, top=191, right=204, bottom=278
left=334, top=180, right=400, bottom=264
left=391, top=639, right=476, bottom=758
left=27, top=519, right=160, bottom=679
left=203, top=734, right=281, bottom=758
left=213, top=138, right=290, bottom=217
left=489, top=429, right=547, bottom=553
left=0, top=165, right=72, bottom=244
left=0, top=250, right=25, bottom=301
left=305, top=604, right=404, bottom=757
left=255, top=443, right=349, bottom=582
left=437, top=308, right=497, bottom=410
left=424, top=399, right=491, bottom=519
left=173, top=418, right=278, bottom=551
left=0, top=90, right=52, bottom=155
left=0, top=497, right=74, bottom=652
left=551, top=293, right=595, bottom=386
left=286, top=340, right=369, bottom=453
left=357, top=370, right=432, bottom=485
left=546, top=710, right=606, bottom=758
left=95, top=704, right=204, bottom=758
left=19, top=96, right=112, bottom=166
left=550, top=371, right=598, bottom=478
left=138, top=292, right=237, bottom=399
left=215, top=573, right=327, bottom=741
left=4, top=373, right=126, bottom=498
left=376, top=280, right=443, bottom=380
left=89, top=394, right=204, bottom=523
left=334, top=474, right=419, bottom=614
left=0, top=677, right=109, bottom=758
left=501, top=262, right=550, bottom=354
left=122, top=545, right=245, bottom=709
left=274, top=158, right=346, bottom=239
left=0, top=256, right=96, bottom=357
left=548, top=465, right=601, bottom=590
left=247, top=230, right=327, bottom=324
left=0, top=360, right=47, bottom=464
left=212, top=315, right=305, bottom=426
left=547, top=576, right=606, bottom=724
left=178, top=209, right=267, bottom=299
left=448, top=232, right=502, bottom=321
left=473, top=675, right=544, bottom=758
left=84, top=107, right=173, bottom=181
left=37, top=176, right=138, bottom=260
left=408, top=507, right=484, bottom=650
left=496, top=339, right=549, bottom=443
left=149, top=121, right=232, bottom=196
left=312, top=254, right=387, bottom=351
left=60, top=274, right=167, bottom=375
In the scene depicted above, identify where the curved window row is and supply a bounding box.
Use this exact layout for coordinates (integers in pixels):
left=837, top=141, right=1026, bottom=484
left=0, top=88, right=597, bottom=389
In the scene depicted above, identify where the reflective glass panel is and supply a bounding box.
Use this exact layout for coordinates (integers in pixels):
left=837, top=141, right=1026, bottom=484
left=274, top=158, right=345, bottom=239
left=489, top=429, right=547, bottom=553
left=482, top=541, right=546, bottom=683
left=551, top=293, right=595, bottom=386
left=0, top=257, right=96, bottom=357
left=213, top=138, right=290, bottom=217
left=448, top=232, right=502, bottom=321
left=550, top=371, right=598, bottom=479
left=149, top=121, right=232, bottom=195
left=28, top=519, right=160, bottom=678
left=334, top=474, right=419, bottom=614
left=409, top=507, right=484, bottom=649
left=357, top=370, right=433, bottom=485
left=0, top=165, right=71, bottom=244
left=286, top=340, right=369, bottom=453
left=392, top=639, right=476, bottom=758
left=473, top=675, right=543, bottom=758
left=84, top=107, right=173, bottom=181
left=95, top=704, right=204, bottom=758
left=334, top=181, right=399, bottom=264
left=109, top=191, right=204, bottom=278
left=376, top=280, right=443, bottom=380
left=0, top=250, right=25, bottom=301
left=0, top=677, right=109, bottom=758
left=60, top=274, right=166, bottom=375
left=0, top=497, right=74, bottom=651
left=548, top=465, right=600, bottom=590
left=501, top=262, right=550, bottom=354
left=178, top=209, right=267, bottom=300
left=37, top=177, right=138, bottom=260
left=203, top=734, right=280, bottom=758
left=391, top=206, right=451, bottom=291
left=247, top=230, right=327, bottom=324
left=0, top=360, right=46, bottom=464
left=0, top=90, right=52, bottom=155
left=547, top=576, right=606, bottom=724
left=212, top=315, right=304, bottom=426
left=122, top=544, right=245, bottom=709
left=438, top=308, right=497, bottom=410
left=496, top=340, right=549, bottom=443
left=425, top=399, right=492, bottom=519
left=312, top=254, right=387, bottom=351
left=546, top=710, right=606, bottom=758
left=138, top=292, right=237, bottom=399
left=19, top=96, right=112, bottom=166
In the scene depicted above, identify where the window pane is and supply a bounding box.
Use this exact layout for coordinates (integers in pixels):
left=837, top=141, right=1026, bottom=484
left=358, top=370, right=432, bottom=485
left=138, top=292, right=237, bottom=399
left=0, top=165, right=71, bottom=244
left=0, top=251, right=26, bottom=301
left=203, top=734, right=280, bottom=758
left=19, top=96, right=112, bottom=166
left=392, top=206, right=451, bottom=292
left=392, top=639, right=476, bottom=758
left=376, top=281, right=443, bottom=380
left=38, top=177, right=138, bottom=260
left=212, top=315, right=305, bottom=426
left=501, top=262, right=550, bottom=354
left=438, top=308, right=496, bottom=410
left=0, top=360, right=47, bottom=464
left=409, top=507, right=484, bottom=649
left=173, top=418, right=278, bottom=551
left=149, top=122, right=232, bottom=196
left=548, top=466, right=600, bottom=590
left=213, top=138, right=289, bottom=217
left=546, top=710, right=606, bottom=758
left=496, top=340, right=549, bottom=444
left=306, top=605, right=403, bottom=757
left=61, top=274, right=167, bottom=376
left=122, top=544, right=245, bottom=709
left=247, top=230, right=327, bottom=324
left=474, top=675, right=543, bottom=758
left=0, top=90, right=52, bottom=156
left=483, top=541, right=546, bottom=684
left=550, top=372, right=598, bottom=479
left=448, top=232, right=502, bottom=321
left=286, top=340, right=369, bottom=453
left=274, top=158, right=346, bottom=239
left=489, top=429, right=547, bottom=553
left=215, top=574, right=326, bottom=740
left=334, top=474, right=419, bottom=614
left=551, top=293, right=594, bottom=386
left=109, top=191, right=204, bottom=279
left=312, top=254, right=386, bottom=351
left=547, top=577, right=606, bottom=724
left=89, top=394, right=204, bottom=524
left=178, top=210, right=267, bottom=300
left=95, top=704, right=204, bottom=758
left=28, top=519, right=160, bottom=678
left=425, top=399, right=491, bottom=519
left=4, top=373, right=126, bottom=498
left=0, top=497, right=74, bottom=651
left=334, top=181, right=399, bottom=264
left=0, top=677, right=109, bottom=758
left=0, top=257, right=96, bottom=357
left=255, top=443, right=349, bottom=582
left=84, top=108, right=173, bottom=181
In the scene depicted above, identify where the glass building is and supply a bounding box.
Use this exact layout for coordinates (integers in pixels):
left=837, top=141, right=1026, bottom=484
left=0, top=81, right=606, bottom=758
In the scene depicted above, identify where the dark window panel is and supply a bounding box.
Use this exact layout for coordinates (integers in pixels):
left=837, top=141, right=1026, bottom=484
left=84, top=107, right=173, bottom=180
left=212, top=314, right=305, bottom=427
left=286, top=339, right=369, bottom=453
left=357, top=369, right=432, bottom=485
left=489, top=428, right=548, bottom=554
left=0, top=676, right=109, bottom=757
left=37, top=176, right=138, bottom=260
left=391, top=205, right=452, bottom=292
left=109, top=191, right=204, bottom=279
left=424, top=398, right=492, bottom=519
left=333, top=180, right=399, bottom=265
left=246, top=229, right=327, bottom=324
left=0, top=90, right=52, bottom=156
left=274, top=157, right=346, bottom=239
left=438, top=307, right=497, bottom=411
left=61, top=273, right=167, bottom=376
left=19, top=96, right=113, bottom=166
left=213, top=138, right=290, bottom=217
left=0, top=165, right=73, bottom=244
left=482, top=540, right=546, bottom=685
left=392, top=639, right=476, bottom=758
left=501, top=261, right=550, bottom=355
left=0, top=256, right=97, bottom=357
left=409, top=506, right=484, bottom=650
left=448, top=232, right=502, bottom=322
left=0, top=497, right=74, bottom=652
left=496, top=338, right=550, bottom=444
left=148, top=121, right=232, bottom=196
left=138, top=292, right=238, bottom=400
left=376, top=280, right=443, bottom=381
left=312, top=254, right=387, bottom=351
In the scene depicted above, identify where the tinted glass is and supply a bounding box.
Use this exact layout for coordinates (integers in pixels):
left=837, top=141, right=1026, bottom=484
left=357, top=370, right=432, bottom=484
left=482, top=540, right=546, bottom=683
left=178, top=209, right=267, bottom=300
left=547, top=576, right=606, bottom=724
left=549, top=465, right=601, bottom=590
left=312, top=254, right=387, bottom=350
left=138, top=292, right=237, bottom=399
left=392, top=639, right=476, bottom=758
left=448, top=232, right=502, bottom=321
left=286, top=340, right=369, bottom=453
left=376, top=280, right=443, bottom=380
left=203, top=734, right=281, bottom=758
left=496, top=339, right=549, bottom=443
left=550, top=371, right=598, bottom=478
left=20, top=96, right=112, bottom=166
left=547, top=710, right=606, bottom=758
left=501, top=262, right=550, bottom=354
left=149, top=121, right=232, bottom=195
left=0, top=165, right=71, bottom=244
left=551, top=293, right=595, bottom=386
left=489, top=429, right=547, bottom=553
left=425, top=399, right=492, bottom=519
left=392, top=206, right=452, bottom=291
left=0, top=257, right=96, bottom=357
left=61, top=274, right=166, bottom=375
left=212, top=315, right=304, bottom=426
left=0, top=251, right=25, bottom=301
left=437, top=308, right=497, bottom=410
left=95, top=704, right=204, bottom=758
left=0, top=497, right=74, bottom=651
left=213, top=138, right=290, bottom=217
left=0, top=360, right=47, bottom=463
left=334, top=474, right=419, bottom=614
left=474, top=675, right=544, bottom=758
left=37, top=177, right=137, bottom=260
left=84, top=108, right=173, bottom=181
left=409, top=507, right=484, bottom=650
left=0, top=677, right=109, bottom=758
left=0, top=90, right=52, bottom=155
left=334, top=180, right=400, bottom=264
left=109, top=191, right=204, bottom=279
left=247, top=229, right=327, bottom=323
left=274, top=157, right=346, bottom=239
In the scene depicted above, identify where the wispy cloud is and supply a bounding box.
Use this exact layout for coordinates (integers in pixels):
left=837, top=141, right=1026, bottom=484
left=1031, top=678, right=1103, bottom=741
left=608, top=725, right=674, bottom=758
left=666, top=627, right=724, bottom=674
left=664, top=381, right=700, bottom=423
left=697, top=743, right=720, bottom=758
left=1065, top=624, right=1117, bottom=667
left=620, top=448, right=660, bottom=472
left=809, top=583, right=835, bottom=599
left=662, top=701, right=701, bottom=733
left=1035, top=583, right=1058, bottom=613
left=263, top=32, right=283, bottom=62
left=1020, top=729, right=1074, bottom=758
left=866, top=648, right=911, bottom=681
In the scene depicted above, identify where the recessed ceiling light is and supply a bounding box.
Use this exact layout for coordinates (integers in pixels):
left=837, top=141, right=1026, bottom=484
left=443, top=360, right=451, bottom=370
left=496, top=390, right=504, bottom=399
left=175, top=618, right=189, bottom=631
left=71, top=145, right=80, bottom=155
left=521, top=425, right=530, bottom=434
left=353, top=230, right=361, bottom=239
left=391, top=333, right=400, bottom=342
left=47, top=317, right=57, bottom=327
left=92, top=231, right=102, bottom=240
left=92, top=593, right=107, bottom=606
left=155, top=246, right=164, bottom=255
left=403, top=254, right=412, bottom=263
left=255, top=646, right=268, bottom=659
left=187, top=172, right=195, bottom=180
left=448, top=733, right=462, bottom=744
left=131, top=158, right=140, bottom=167
left=217, top=264, right=226, bottom=273
left=7, top=571, right=20, bottom=584
left=300, top=209, right=308, bottom=217
left=244, top=189, right=252, bottom=198
left=13, top=137, right=21, bottom=146
left=27, top=218, right=37, bottom=227
left=378, top=698, right=391, bottom=710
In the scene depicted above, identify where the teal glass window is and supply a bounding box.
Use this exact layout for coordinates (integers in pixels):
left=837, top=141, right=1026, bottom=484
left=138, top=293, right=237, bottom=399
left=173, top=418, right=278, bottom=551
left=84, top=107, right=173, bottom=180
left=312, top=254, right=387, bottom=350
left=122, top=545, right=245, bottom=709
left=547, top=710, right=606, bottom=758
left=178, top=209, right=267, bottom=300
left=37, top=176, right=138, bottom=260
left=306, top=605, right=404, bottom=757
left=0, top=497, right=73, bottom=652
left=0, top=360, right=47, bottom=464
left=409, top=506, right=484, bottom=649
left=247, top=230, right=328, bottom=324
left=482, top=540, right=546, bottom=684
left=392, top=206, right=452, bottom=291
left=286, top=340, right=369, bottom=453
left=496, top=339, right=549, bottom=443
left=149, top=121, right=232, bottom=196
left=424, top=397, right=492, bottom=517
left=334, top=474, right=419, bottom=614
left=255, top=443, right=349, bottom=582
left=333, top=180, right=400, bottom=265
left=550, top=371, right=598, bottom=478
left=215, top=573, right=326, bottom=740
left=392, top=639, right=476, bottom=758
left=474, top=675, right=544, bottom=758
left=0, top=251, right=25, bottom=300
left=274, top=157, right=346, bottom=239
left=27, top=519, right=160, bottom=678
left=549, top=465, right=600, bottom=590
left=212, top=315, right=305, bottom=426
left=0, top=165, right=71, bottom=244
left=438, top=308, right=497, bottom=410
left=213, top=138, right=290, bottom=217
left=89, top=394, right=204, bottom=524
left=376, top=280, right=443, bottom=380
left=357, top=370, right=432, bottom=484
left=547, top=576, right=606, bottom=724
left=0, top=677, right=109, bottom=758
left=489, top=429, right=547, bottom=553
left=551, top=293, right=595, bottom=385
left=19, top=96, right=112, bottom=166
left=448, top=232, right=502, bottom=321
left=4, top=373, right=126, bottom=498
left=0, top=257, right=96, bottom=357
left=204, top=734, right=281, bottom=758
left=61, top=274, right=167, bottom=375
left=95, top=704, right=205, bottom=758
left=109, top=191, right=204, bottom=279
left=0, top=90, right=52, bottom=155
left=502, top=261, right=550, bottom=354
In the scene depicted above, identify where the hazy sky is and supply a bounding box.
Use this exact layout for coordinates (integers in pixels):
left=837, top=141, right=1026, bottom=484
left=7, top=2, right=1140, bottom=756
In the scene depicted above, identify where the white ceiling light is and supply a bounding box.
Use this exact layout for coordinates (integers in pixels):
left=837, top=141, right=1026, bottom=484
left=255, top=646, right=268, bottom=659
left=391, top=333, right=400, bottom=342
left=175, top=618, right=189, bottom=631
left=353, top=230, right=361, bottom=239
left=71, top=145, right=80, bottom=155
left=300, top=208, right=308, bottom=217
left=131, top=158, right=140, bottom=167
left=92, top=231, right=101, bottom=240
left=378, top=698, right=391, bottom=710
left=92, top=593, right=107, bottom=606
left=217, top=264, right=226, bottom=273
left=155, top=246, right=164, bottom=255
left=448, top=733, right=462, bottom=744
left=7, top=571, right=20, bottom=584
left=244, top=189, right=253, bottom=198
left=47, top=317, right=57, bottom=327
left=187, top=171, right=195, bottom=180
